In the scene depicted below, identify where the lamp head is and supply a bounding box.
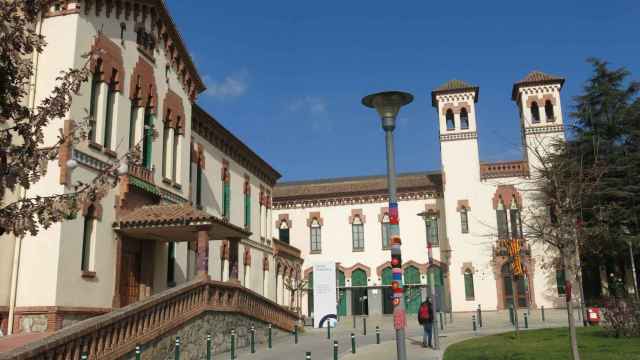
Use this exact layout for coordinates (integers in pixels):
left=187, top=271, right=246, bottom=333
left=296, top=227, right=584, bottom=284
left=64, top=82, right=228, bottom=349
left=362, top=91, right=413, bottom=129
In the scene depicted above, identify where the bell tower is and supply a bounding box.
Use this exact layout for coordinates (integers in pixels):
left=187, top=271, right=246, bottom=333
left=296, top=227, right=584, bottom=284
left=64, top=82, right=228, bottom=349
left=512, top=71, right=565, bottom=169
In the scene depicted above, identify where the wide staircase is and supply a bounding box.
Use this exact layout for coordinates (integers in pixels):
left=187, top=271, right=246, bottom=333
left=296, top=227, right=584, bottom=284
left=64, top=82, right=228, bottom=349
left=0, top=277, right=298, bottom=360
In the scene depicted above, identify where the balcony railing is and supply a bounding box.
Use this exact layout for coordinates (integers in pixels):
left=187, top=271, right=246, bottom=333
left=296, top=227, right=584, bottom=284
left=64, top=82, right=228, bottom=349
left=480, top=160, right=529, bottom=180
left=0, top=278, right=298, bottom=360
left=128, top=163, right=155, bottom=184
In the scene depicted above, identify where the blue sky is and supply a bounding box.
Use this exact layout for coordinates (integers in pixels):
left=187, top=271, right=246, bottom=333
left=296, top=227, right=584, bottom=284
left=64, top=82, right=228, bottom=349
left=167, top=0, right=639, bottom=181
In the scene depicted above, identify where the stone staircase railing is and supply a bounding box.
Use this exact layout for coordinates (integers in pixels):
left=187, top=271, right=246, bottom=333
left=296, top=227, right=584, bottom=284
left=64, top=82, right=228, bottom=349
left=0, top=277, right=298, bottom=360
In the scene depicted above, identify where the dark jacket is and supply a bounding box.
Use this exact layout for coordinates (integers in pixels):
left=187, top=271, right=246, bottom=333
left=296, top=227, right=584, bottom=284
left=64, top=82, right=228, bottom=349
left=418, top=301, right=434, bottom=324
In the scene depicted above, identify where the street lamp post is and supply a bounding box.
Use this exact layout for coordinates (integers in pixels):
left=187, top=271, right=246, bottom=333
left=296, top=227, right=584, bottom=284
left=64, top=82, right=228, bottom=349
left=417, top=211, right=440, bottom=350
left=362, top=91, right=413, bottom=360
left=622, top=225, right=639, bottom=299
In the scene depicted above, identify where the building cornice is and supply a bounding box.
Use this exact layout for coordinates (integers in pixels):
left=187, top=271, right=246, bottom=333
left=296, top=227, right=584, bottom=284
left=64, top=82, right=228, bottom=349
left=524, top=124, right=564, bottom=135
left=192, top=104, right=281, bottom=186
left=273, top=190, right=441, bottom=210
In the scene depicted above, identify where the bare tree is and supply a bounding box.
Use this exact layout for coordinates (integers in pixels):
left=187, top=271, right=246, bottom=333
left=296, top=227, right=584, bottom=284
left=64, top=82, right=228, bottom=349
left=284, top=277, right=309, bottom=317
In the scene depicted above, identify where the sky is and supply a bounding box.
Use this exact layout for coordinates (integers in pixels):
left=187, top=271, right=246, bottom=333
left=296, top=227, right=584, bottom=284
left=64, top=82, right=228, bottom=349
left=166, top=0, right=639, bottom=182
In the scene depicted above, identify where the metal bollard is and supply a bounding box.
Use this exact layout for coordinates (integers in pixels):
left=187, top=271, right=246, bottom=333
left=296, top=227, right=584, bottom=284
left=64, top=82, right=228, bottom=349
left=351, top=333, right=356, bottom=353
left=509, top=305, right=514, bottom=325
left=305, top=351, right=311, bottom=360
left=353, top=314, right=356, bottom=328
left=327, top=322, right=331, bottom=339
left=478, top=304, right=483, bottom=328
left=81, top=352, right=88, bottom=360
left=294, top=325, right=298, bottom=344
left=206, top=334, right=212, bottom=360
left=175, top=336, right=181, bottom=360
left=135, top=345, right=141, bottom=360
left=268, top=324, right=273, bottom=349
left=231, top=330, right=236, bottom=360
left=333, top=340, right=339, bottom=360
left=251, top=326, right=256, bottom=353
left=524, top=313, right=529, bottom=329
left=541, top=305, right=545, bottom=322
left=363, top=317, right=367, bottom=336
left=439, top=312, right=444, bottom=331
left=375, top=326, right=380, bottom=344
left=472, top=315, right=477, bottom=332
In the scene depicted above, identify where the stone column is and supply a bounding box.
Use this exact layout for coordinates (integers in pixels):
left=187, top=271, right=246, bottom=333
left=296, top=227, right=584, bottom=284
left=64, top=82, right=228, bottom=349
left=196, top=226, right=210, bottom=277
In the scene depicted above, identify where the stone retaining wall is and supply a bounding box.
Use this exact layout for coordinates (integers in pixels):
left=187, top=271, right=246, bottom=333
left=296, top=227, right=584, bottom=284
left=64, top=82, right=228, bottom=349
left=124, top=311, right=288, bottom=359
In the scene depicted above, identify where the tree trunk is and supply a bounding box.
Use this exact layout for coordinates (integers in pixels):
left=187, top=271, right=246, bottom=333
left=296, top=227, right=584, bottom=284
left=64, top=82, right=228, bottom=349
left=512, top=277, right=520, bottom=336
left=562, top=251, right=581, bottom=360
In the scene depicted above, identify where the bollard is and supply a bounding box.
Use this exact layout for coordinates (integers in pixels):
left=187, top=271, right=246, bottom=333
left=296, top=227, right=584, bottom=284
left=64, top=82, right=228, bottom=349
left=509, top=305, right=514, bottom=325
left=541, top=305, right=545, bottom=322
left=327, top=322, right=331, bottom=339
left=353, top=314, right=356, bottom=329
left=250, top=326, right=256, bottom=353
left=439, top=312, right=444, bottom=331
left=478, top=304, right=483, bottom=328
left=81, top=352, right=88, bottom=360
left=472, top=315, right=477, bottom=332
left=375, top=326, right=380, bottom=344
left=231, top=330, right=236, bottom=360
left=268, top=324, right=273, bottom=349
left=305, top=351, right=311, bottom=360
left=351, top=333, right=356, bottom=353
left=206, top=334, right=212, bottom=360
left=363, top=317, right=367, bottom=336
left=524, top=313, right=529, bottom=329
left=175, top=336, right=181, bottom=360
left=135, top=345, right=141, bottom=360
left=294, top=325, right=298, bottom=344
left=333, top=340, right=339, bottom=360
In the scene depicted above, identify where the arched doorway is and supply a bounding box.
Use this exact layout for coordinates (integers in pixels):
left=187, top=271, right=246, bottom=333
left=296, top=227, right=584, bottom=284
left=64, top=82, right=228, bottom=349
left=404, top=266, right=422, bottom=314
left=381, top=267, right=394, bottom=314
left=337, top=270, right=347, bottom=316
left=351, top=269, right=368, bottom=315
left=501, top=263, right=527, bottom=308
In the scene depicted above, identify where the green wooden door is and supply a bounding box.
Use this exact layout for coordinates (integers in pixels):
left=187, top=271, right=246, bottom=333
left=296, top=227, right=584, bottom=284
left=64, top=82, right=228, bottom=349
left=351, top=269, right=368, bottom=315
left=307, top=272, right=314, bottom=317
left=337, top=270, right=347, bottom=316
left=404, top=266, right=422, bottom=314
left=381, top=267, right=393, bottom=314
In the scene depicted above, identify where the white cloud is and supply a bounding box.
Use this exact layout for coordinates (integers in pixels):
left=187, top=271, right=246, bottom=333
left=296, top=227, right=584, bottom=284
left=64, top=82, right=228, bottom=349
left=204, top=69, right=249, bottom=98
left=286, top=96, right=330, bottom=132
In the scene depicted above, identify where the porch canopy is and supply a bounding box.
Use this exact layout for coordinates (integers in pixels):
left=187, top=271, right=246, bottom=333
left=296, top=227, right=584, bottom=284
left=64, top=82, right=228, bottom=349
left=113, top=203, right=251, bottom=242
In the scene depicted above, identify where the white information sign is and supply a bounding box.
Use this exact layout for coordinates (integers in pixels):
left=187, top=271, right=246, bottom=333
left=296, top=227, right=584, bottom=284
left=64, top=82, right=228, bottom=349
left=312, top=262, right=337, bottom=328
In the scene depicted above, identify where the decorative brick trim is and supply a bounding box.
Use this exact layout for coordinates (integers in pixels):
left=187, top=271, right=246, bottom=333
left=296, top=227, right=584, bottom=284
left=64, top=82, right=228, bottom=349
left=343, top=263, right=371, bottom=279
left=377, top=207, right=389, bottom=223
left=44, top=2, right=81, bottom=18
left=263, top=255, right=270, bottom=271
left=162, top=90, right=185, bottom=134
left=456, top=200, right=470, bottom=212
left=524, top=124, right=564, bottom=135
left=525, top=94, right=556, bottom=107
left=221, top=159, right=230, bottom=182
left=220, top=240, right=230, bottom=260
left=59, top=120, right=74, bottom=185
left=348, top=209, right=366, bottom=224
left=275, top=214, right=292, bottom=229
left=129, top=57, right=158, bottom=113
left=81, top=199, right=103, bottom=221
left=460, top=262, right=475, bottom=275
left=403, top=260, right=428, bottom=274
left=306, top=212, right=323, bottom=227
left=91, top=33, right=125, bottom=92
left=439, top=131, right=477, bottom=142
left=492, top=185, right=522, bottom=209
left=480, top=160, right=530, bottom=180
left=441, top=102, right=473, bottom=115
left=243, top=248, right=251, bottom=266
left=244, top=174, right=251, bottom=195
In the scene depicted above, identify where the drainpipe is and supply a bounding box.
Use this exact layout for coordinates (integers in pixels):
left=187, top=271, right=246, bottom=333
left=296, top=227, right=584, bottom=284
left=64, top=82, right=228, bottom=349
left=8, top=9, right=43, bottom=335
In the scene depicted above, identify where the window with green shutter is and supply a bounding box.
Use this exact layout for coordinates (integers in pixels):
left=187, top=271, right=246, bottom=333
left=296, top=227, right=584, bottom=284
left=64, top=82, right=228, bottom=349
left=244, top=193, right=250, bottom=229
left=381, top=213, right=390, bottom=249
left=464, top=269, right=475, bottom=300
left=142, top=107, right=153, bottom=169
left=352, top=216, right=364, bottom=251
left=223, top=182, right=230, bottom=218
left=556, top=269, right=566, bottom=295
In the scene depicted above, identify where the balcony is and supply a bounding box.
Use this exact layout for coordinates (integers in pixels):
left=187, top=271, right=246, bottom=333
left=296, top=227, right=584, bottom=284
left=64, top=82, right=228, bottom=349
left=128, top=163, right=155, bottom=184
left=480, top=160, right=529, bottom=180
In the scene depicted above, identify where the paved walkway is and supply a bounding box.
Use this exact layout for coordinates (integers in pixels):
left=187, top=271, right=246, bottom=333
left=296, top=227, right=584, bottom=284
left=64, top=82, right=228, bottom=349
left=236, top=308, right=582, bottom=360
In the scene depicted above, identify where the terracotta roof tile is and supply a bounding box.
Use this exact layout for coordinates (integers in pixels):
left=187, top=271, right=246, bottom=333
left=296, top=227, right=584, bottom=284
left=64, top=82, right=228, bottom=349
left=511, top=71, right=565, bottom=100
left=273, top=172, right=442, bottom=201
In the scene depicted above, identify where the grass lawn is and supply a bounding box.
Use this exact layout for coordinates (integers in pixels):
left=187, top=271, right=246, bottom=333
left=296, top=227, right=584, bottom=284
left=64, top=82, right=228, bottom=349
left=443, top=326, right=640, bottom=360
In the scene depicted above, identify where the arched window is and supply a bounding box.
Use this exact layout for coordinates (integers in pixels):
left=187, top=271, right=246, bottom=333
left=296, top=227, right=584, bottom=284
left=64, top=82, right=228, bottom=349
left=172, top=120, right=180, bottom=182
left=142, top=99, right=154, bottom=168
left=460, top=207, right=469, bottom=234
left=81, top=205, right=97, bottom=272
left=310, top=218, right=321, bottom=253
left=381, top=213, right=390, bottom=249
left=464, top=269, right=475, bottom=300
left=103, top=69, right=118, bottom=151
left=545, top=100, right=555, bottom=122
left=425, top=215, right=439, bottom=246
left=460, top=108, right=469, bottom=129
left=531, top=102, right=541, bottom=123
left=279, top=220, right=290, bottom=244
left=88, top=59, right=102, bottom=143
left=509, top=196, right=522, bottom=238
left=496, top=199, right=509, bottom=239
left=445, top=109, right=455, bottom=130
left=556, top=268, right=566, bottom=295
left=352, top=216, right=364, bottom=251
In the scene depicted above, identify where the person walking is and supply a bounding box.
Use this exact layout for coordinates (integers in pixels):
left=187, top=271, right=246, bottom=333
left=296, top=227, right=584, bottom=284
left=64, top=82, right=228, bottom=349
left=418, top=297, right=434, bottom=348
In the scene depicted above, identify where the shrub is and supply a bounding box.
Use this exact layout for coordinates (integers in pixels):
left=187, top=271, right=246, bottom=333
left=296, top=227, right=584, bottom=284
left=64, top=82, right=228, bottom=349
left=601, top=296, right=640, bottom=337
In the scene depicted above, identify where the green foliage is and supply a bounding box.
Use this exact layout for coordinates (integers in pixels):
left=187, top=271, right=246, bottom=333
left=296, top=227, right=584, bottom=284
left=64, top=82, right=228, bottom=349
left=444, top=327, right=640, bottom=360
